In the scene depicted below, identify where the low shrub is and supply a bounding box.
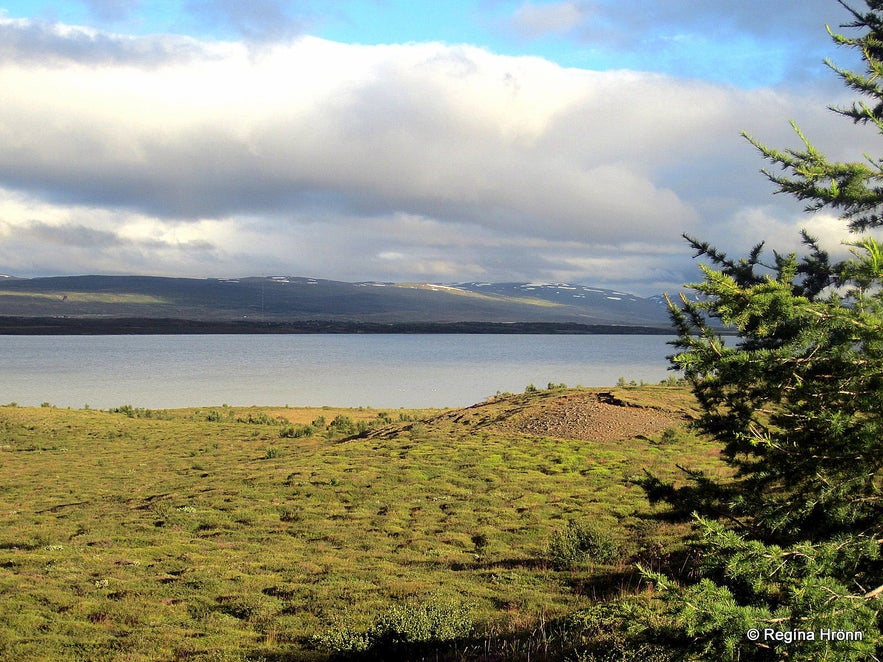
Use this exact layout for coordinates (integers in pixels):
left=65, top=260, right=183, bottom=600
left=235, top=412, right=281, bottom=425
left=547, top=520, right=621, bottom=569
left=373, top=599, right=473, bottom=647
left=205, top=409, right=225, bottom=422
left=312, top=597, right=473, bottom=656
left=110, top=404, right=156, bottom=418
left=654, top=427, right=682, bottom=446
left=328, top=415, right=355, bottom=435
left=563, top=600, right=673, bottom=661
left=279, top=424, right=316, bottom=439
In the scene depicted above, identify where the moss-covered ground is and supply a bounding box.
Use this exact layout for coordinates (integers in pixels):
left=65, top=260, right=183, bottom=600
left=0, top=386, right=725, bottom=661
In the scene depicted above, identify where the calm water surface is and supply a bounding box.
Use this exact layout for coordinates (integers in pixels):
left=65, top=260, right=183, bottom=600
left=0, top=334, right=677, bottom=409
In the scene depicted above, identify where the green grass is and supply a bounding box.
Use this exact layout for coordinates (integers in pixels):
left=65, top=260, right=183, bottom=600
left=0, top=387, right=724, bottom=660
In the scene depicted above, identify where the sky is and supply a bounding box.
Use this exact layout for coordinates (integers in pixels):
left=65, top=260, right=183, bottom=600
left=0, top=0, right=875, bottom=294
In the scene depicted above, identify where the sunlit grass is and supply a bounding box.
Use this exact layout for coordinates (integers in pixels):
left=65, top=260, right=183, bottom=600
left=395, top=283, right=563, bottom=307
left=0, top=291, right=168, bottom=304
left=0, top=387, right=724, bottom=660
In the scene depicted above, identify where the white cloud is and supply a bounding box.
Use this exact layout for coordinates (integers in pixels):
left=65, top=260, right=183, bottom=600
left=0, top=18, right=873, bottom=293
left=0, top=31, right=701, bottom=232
left=725, top=207, right=860, bottom=262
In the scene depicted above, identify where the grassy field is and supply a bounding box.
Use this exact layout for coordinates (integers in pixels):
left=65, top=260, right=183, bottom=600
left=0, top=386, right=725, bottom=661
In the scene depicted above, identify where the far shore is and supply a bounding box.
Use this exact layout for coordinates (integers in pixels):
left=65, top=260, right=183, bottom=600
left=0, top=316, right=677, bottom=335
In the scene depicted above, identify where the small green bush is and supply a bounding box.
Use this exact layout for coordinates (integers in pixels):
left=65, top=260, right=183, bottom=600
left=654, top=428, right=682, bottom=446
left=110, top=404, right=155, bottom=418
left=564, top=601, right=673, bottom=661
left=235, top=412, right=281, bottom=426
left=547, top=520, right=621, bottom=569
left=312, top=598, right=473, bottom=655
left=311, top=624, right=373, bottom=653
left=279, top=424, right=315, bottom=438
left=373, top=599, right=473, bottom=646
left=328, top=415, right=356, bottom=435
left=375, top=412, right=394, bottom=424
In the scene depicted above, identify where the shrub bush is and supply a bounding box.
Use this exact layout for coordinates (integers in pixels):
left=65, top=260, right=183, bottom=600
left=372, top=599, right=473, bottom=647
left=235, top=411, right=281, bottom=425
left=654, top=427, right=682, bottom=446
left=110, top=404, right=156, bottom=418
left=312, top=597, right=473, bottom=656
left=547, top=520, right=621, bottom=569
left=328, top=414, right=356, bottom=435
left=205, top=409, right=224, bottom=422
left=279, top=423, right=315, bottom=438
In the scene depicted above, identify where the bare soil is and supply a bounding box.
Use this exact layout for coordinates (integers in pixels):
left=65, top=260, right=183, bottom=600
left=498, top=391, right=687, bottom=443
left=360, top=387, right=695, bottom=444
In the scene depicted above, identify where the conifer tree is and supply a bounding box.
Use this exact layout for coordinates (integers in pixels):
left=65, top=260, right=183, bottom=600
left=638, top=2, right=883, bottom=659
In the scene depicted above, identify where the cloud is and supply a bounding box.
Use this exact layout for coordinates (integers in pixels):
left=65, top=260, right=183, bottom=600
left=0, top=18, right=872, bottom=293
left=0, top=30, right=717, bottom=240
left=0, top=189, right=221, bottom=276
left=0, top=17, right=208, bottom=66
left=11, top=220, right=124, bottom=249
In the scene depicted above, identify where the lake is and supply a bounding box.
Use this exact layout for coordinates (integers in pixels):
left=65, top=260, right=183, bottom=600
left=0, top=334, right=678, bottom=409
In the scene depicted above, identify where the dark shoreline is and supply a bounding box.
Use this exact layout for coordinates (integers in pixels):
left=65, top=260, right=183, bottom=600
left=0, top=317, right=675, bottom=335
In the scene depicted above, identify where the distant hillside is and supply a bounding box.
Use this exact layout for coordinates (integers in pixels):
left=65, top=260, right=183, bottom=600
left=0, top=275, right=673, bottom=332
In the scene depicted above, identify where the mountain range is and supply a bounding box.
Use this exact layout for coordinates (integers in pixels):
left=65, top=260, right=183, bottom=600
left=0, top=275, right=674, bottom=333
